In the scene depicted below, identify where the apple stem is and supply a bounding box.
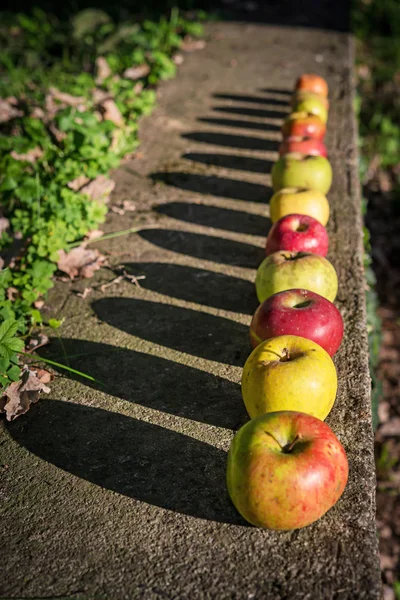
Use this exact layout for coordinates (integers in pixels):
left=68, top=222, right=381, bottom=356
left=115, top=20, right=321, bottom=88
left=281, top=348, right=291, bottom=362
left=283, top=433, right=302, bottom=453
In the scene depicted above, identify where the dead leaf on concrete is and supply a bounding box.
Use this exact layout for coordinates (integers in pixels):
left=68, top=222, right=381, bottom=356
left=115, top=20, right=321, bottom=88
left=75, top=286, right=93, bottom=299
left=101, top=99, right=124, bottom=126
left=173, top=53, right=184, bottom=65
left=84, top=229, right=104, bottom=241
left=0, top=368, right=51, bottom=421
left=0, top=97, right=23, bottom=123
left=6, top=287, right=19, bottom=301
left=11, top=146, right=44, bottom=164
left=123, top=64, right=150, bottom=80
left=95, top=56, right=112, bottom=84
left=181, top=37, right=206, bottom=52
left=79, top=175, right=115, bottom=203
left=57, top=246, right=106, bottom=279
left=25, top=332, right=50, bottom=352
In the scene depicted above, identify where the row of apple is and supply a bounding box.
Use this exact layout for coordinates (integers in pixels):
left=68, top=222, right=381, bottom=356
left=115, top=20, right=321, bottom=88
left=226, top=75, right=349, bottom=531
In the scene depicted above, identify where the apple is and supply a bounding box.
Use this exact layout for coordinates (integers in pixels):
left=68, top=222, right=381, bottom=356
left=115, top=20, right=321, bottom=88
left=279, top=137, right=327, bottom=158
left=269, top=187, right=330, bottom=226
left=295, top=74, right=329, bottom=97
left=271, top=153, right=332, bottom=194
left=291, top=91, right=329, bottom=111
left=291, top=94, right=328, bottom=124
left=255, top=250, right=338, bottom=303
left=265, top=214, right=329, bottom=256
left=241, top=334, right=337, bottom=420
left=281, top=112, right=326, bottom=141
left=249, top=288, right=344, bottom=355
left=226, top=411, right=348, bottom=530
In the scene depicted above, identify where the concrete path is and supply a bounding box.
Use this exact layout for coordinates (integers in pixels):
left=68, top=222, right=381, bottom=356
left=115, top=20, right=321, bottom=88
left=1, top=19, right=380, bottom=600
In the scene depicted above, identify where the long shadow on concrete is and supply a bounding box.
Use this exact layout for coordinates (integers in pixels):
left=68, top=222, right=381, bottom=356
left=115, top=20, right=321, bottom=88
left=92, top=297, right=249, bottom=366
left=213, top=93, right=288, bottom=107
left=123, top=262, right=259, bottom=314
left=39, top=338, right=247, bottom=429
left=151, top=173, right=271, bottom=203
left=8, top=399, right=246, bottom=524
left=181, top=131, right=279, bottom=152
left=183, top=152, right=272, bottom=174
left=138, top=229, right=265, bottom=268
left=154, top=203, right=270, bottom=237
left=196, top=117, right=281, bottom=133
left=213, top=106, right=288, bottom=120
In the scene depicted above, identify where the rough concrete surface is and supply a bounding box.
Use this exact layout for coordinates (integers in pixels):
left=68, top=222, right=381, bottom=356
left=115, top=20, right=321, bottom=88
left=1, top=19, right=381, bottom=600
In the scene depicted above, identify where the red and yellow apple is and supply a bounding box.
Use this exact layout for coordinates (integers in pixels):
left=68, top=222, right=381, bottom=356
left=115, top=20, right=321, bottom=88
left=241, top=334, right=337, bottom=420
left=295, top=74, right=329, bottom=97
left=281, top=112, right=326, bottom=140
left=279, top=137, right=328, bottom=158
left=226, top=411, right=348, bottom=530
left=269, top=187, right=330, bottom=226
left=291, top=94, right=328, bottom=124
left=265, top=213, right=329, bottom=256
left=255, top=250, right=338, bottom=303
left=291, top=91, right=329, bottom=111
left=249, top=288, right=344, bottom=355
left=271, top=154, right=333, bottom=195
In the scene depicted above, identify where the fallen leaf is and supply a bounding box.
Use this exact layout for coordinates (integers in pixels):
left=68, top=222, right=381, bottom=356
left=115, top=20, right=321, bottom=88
left=0, top=97, right=23, bottom=123
left=33, top=299, right=45, bottom=309
left=67, top=175, right=90, bottom=191
left=6, top=287, right=19, bottom=301
left=48, top=87, right=85, bottom=108
left=101, top=99, right=124, bottom=126
left=173, top=53, right=184, bottom=65
left=110, top=205, right=125, bottom=215
left=85, top=229, right=104, bottom=241
left=57, top=246, right=106, bottom=279
left=31, top=106, right=45, bottom=119
left=11, top=146, right=43, bottom=164
left=95, top=56, right=112, bottom=84
left=123, top=64, right=150, bottom=80
left=79, top=175, right=115, bottom=203
left=0, top=258, right=4, bottom=270
left=0, top=217, right=10, bottom=236
left=92, top=88, right=111, bottom=105
left=25, top=332, right=49, bottom=352
left=48, top=123, right=67, bottom=142
left=181, top=37, right=206, bottom=52
left=0, top=368, right=51, bottom=421
left=76, top=287, right=93, bottom=299
left=123, top=200, right=136, bottom=211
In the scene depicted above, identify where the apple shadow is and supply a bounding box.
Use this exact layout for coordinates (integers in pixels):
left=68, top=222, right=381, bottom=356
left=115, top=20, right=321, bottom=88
left=151, top=172, right=271, bottom=204
left=183, top=152, right=274, bottom=174
left=213, top=106, right=288, bottom=120
left=138, top=228, right=265, bottom=269
left=154, top=202, right=270, bottom=237
left=92, top=297, right=250, bottom=367
left=123, top=262, right=259, bottom=315
left=212, top=93, right=288, bottom=107
left=181, top=132, right=279, bottom=152
left=40, top=338, right=247, bottom=430
left=7, top=399, right=246, bottom=524
left=196, top=117, right=282, bottom=133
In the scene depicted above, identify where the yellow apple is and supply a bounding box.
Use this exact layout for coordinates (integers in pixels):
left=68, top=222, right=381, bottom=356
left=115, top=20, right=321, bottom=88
left=255, top=250, right=338, bottom=303
left=269, top=187, right=330, bottom=226
left=241, top=335, right=337, bottom=420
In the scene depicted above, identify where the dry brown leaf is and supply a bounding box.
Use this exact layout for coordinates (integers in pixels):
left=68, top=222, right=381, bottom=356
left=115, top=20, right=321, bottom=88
left=123, top=64, right=150, bottom=81
left=48, top=123, right=67, bottom=142
left=102, top=99, right=124, bottom=126
left=181, top=37, right=206, bottom=52
left=92, top=88, right=111, bottom=105
left=0, top=368, right=51, bottom=421
left=31, top=106, right=45, bottom=119
left=67, top=175, right=90, bottom=191
left=173, top=53, right=184, bottom=65
left=80, top=175, right=115, bottom=203
left=0, top=217, right=10, bottom=237
left=57, top=246, right=106, bottom=279
left=0, top=97, right=23, bottom=123
left=6, top=287, right=19, bottom=301
left=123, top=200, right=136, bottom=211
left=95, top=56, right=112, bottom=84
left=85, top=229, right=104, bottom=241
left=76, top=287, right=93, bottom=299
left=25, top=332, right=50, bottom=352
left=0, top=258, right=4, bottom=270
left=11, top=146, right=44, bottom=164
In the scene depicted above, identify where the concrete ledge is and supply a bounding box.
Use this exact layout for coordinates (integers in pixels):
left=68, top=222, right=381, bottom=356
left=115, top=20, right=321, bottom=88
left=0, top=16, right=381, bottom=600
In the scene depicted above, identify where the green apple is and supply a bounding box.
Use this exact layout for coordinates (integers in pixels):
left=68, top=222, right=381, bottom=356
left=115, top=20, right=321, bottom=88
left=272, top=153, right=332, bottom=195
left=226, top=411, right=348, bottom=530
left=291, top=93, right=328, bottom=123
left=241, top=334, right=337, bottom=420
left=255, top=250, right=338, bottom=302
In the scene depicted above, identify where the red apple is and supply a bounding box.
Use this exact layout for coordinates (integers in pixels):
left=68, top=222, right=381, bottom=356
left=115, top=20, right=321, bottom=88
left=265, top=214, right=329, bottom=256
left=226, top=411, right=348, bottom=530
left=281, top=112, right=326, bottom=141
left=295, top=74, right=329, bottom=97
left=279, top=137, right=328, bottom=158
left=249, top=288, right=344, bottom=355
